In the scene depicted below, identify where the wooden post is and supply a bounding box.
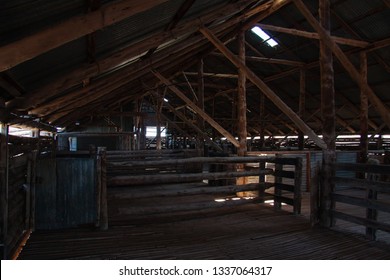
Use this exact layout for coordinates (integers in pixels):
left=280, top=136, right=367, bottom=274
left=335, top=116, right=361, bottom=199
left=259, top=93, right=265, bottom=149
left=258, top=161, right=266, bottom=202
left=359, top=52, right=368, bottom=165
left=237, top=30, right=248, bottom=156
left=237, top=30, right=248, bottom=186
left=95, top=148, right=102, bottom=228
left=366, top=186, right=378, bottom=241
left=306, top=152, right=311, bottom=192
left=0, top=123, right=9, bottom=259
left=274, top=155, right=282, bottom=211
left=310, top=162, right=321, bottom=226
left=153, top=71, right=240, bottom=148
left=152, top=93, right=222, bottom=152
left=25, top=158, right=32, bottom=230
left=197, top=59, right=205, bottom=156
left=140, top=119, right=146, bottom=150
left=135, top=99, right=142, bottom=150
left=298, top=69, right=306, bottom=150
left=293, top=0, right=390, bottom=129
left=156, top=93, right=163, bottom=150
left=29, top=151, right=38, bottom=231
left=200, top=27, right=327, bottom=149
left=294, top=157, right=303, bottom=214
left=97, top=147, right=108, bottom=230
left=319, top=0, right=336, bottom=227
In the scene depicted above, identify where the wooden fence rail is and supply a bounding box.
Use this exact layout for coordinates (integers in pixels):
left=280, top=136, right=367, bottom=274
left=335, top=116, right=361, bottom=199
left=330, top=162, right=390, bottom=241
left=102, top=152, right=303, bottom=224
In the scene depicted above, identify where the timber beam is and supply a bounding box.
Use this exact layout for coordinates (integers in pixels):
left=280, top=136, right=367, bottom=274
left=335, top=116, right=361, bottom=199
left=0, top=0, right=169, bottom=71
left=200, top=27, right=326, bottom=149
left=257, top=23, right=369, bottom=48
left=153, top=71, right=240, bottom=148
left=149, top=91, right=222, bottom=152
left=6, top=0, right=258, bottom=111
left=293, top=0, right=390, bottom=129
left=211, top=52, right=306, bottom=67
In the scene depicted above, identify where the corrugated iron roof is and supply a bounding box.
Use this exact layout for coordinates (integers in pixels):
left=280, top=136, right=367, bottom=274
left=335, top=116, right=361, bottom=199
left=0, top=0, right=389, bottom=136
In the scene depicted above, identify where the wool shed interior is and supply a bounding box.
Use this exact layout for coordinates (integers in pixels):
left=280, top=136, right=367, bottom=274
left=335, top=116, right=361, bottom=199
left=1, top=0, right=390, bottom=260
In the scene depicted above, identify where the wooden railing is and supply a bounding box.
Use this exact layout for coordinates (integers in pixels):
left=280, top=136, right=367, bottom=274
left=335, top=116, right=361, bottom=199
left=1, top=134, right=52, bottom=259
left=330, top=162, right=390, bottom=241
left=100, top=150, right=303, bottom=223
left=272, top=157, right=303, bottom=214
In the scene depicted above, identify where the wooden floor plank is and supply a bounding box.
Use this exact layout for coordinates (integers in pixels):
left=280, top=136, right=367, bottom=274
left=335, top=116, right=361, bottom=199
left=18, top=203, right=390, bottom=260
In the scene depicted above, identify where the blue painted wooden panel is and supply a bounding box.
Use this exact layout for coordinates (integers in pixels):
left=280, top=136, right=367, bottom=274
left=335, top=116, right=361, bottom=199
left=36, top=158, right=96, bottom=229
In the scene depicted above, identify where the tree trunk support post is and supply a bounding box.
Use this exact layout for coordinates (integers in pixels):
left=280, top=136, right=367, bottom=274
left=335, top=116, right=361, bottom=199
left=237, top=29, right=248, bottom=186
left=298, top=69, right=306, bottom=150
left=97, top=147, right=108, bottom=230
left=197, top=59, right=205, bottom=156
left=359, top=52, right=368, bottom=165
left=319, top=0, right=336, bottom=228
left=199, top=27, right=326, bottom=149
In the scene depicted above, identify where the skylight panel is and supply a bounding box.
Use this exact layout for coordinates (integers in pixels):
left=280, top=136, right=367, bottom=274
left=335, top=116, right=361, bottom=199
left=251, top=26, right=278, bottom=47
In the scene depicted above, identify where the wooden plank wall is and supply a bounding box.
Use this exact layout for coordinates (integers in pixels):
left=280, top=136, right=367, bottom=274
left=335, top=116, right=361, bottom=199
left=2, top=134, right=48, bottom=259
left=35, top=157, right=96, bottom=230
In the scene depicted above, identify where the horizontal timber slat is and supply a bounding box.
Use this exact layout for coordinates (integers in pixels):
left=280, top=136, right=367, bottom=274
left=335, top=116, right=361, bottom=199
left=333, top=177, right=390, bottom=193
left=108, top=156, right=277, bottom=167
left=107, top=149, right=193, bottom=155
left=274, top=183, right=294, bottom=192
left=332, top=193, right=390, bottom=213
left=108, top=169, right=273, bottom=186
left=117, top=197, right=263, bottom=216
left=273, top=157, right=302, bottom=165
left=274, top=170, right=295, bottom=179
left=271, top=195, right=294, bottom=206
left=334, top=162, right=390, bottom=174
left=332, top=210, right=390, bottom=233
left=110, top=183, right=272, bottom=199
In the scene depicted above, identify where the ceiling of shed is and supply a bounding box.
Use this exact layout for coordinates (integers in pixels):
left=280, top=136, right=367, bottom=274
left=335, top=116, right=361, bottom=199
left=0, top=0, right=389, bottom=143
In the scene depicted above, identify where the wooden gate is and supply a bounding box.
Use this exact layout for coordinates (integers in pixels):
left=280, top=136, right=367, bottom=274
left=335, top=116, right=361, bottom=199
left=35, top=157, right=96, bottom=230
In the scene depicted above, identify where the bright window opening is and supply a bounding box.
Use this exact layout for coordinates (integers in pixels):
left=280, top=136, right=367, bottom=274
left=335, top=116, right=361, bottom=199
left=251, top=26, right=278, bottom=47
left=9, top=126, right=34, bottom=138
left=146, top=126, right=166, bottom=137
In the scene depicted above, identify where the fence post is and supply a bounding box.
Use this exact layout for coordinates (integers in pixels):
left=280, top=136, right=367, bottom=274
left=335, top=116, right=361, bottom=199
left=97, top=147, right=108, bottom=230
left=310, top=162, right=321, bottom=226
left=293, top=157, right=302, bottom=215
left=29, top=151, right=38, bottom=231
left=0, top=123, right=9, bottom=259
left=274, top=155, right=282, bottom=211
left=366, top=187, right=378, bottom=241
left=258, top=160, right=266, bottom=203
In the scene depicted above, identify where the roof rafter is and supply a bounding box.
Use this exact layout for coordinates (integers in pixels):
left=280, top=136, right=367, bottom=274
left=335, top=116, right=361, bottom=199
left=256, top=23, right=369, bottom=48
left=293, top=0, right=390, bottom=129
left=0, top=0, right=170, bottom=72
left=6, top=0, right=259, bottom=111
left=200, top=27, right=327, bottom=149
left=153, top=70, right=240, bottom=148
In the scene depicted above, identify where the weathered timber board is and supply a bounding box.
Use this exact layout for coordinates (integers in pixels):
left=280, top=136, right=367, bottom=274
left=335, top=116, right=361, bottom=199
left=18, top=203, right=390, bottom=260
